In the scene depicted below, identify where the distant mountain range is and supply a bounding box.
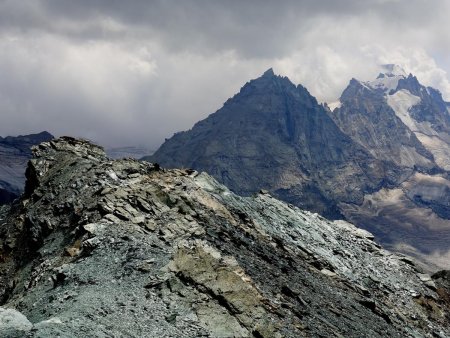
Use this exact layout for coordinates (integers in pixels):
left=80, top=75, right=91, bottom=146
left=0, top=131, right=53, bottom=204
left=145, top=65, right=450, bottom=269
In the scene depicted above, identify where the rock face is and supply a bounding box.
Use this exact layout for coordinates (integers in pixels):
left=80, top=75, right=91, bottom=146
left=0, top=131, right=53, bottom=205
left=1, top=137, right=450, bottom=337
left=145, top=69, right=400, bottom=219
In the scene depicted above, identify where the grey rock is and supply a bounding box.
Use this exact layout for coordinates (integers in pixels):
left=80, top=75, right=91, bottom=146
left=0, top=307, right=32, bottom=338
left=0, top=137, right=449, bottom=337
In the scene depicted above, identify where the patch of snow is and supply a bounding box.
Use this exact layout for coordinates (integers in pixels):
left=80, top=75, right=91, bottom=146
left=385, top=90, right=450, bottom=168
left=328, top=100, right=342, bottom=111
left=365, top=74, right=405, bottom=92
left=363, top=65, right=408, bottom=93
left=415, top=134, right=450, bottom=170
left=358, top=80, right=371, bottom=90
left=387, top=90, right=422, bottom=131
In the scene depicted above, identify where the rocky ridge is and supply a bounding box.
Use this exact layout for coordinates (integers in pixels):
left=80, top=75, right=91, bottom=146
left=1, top=137, right=450, bottom=337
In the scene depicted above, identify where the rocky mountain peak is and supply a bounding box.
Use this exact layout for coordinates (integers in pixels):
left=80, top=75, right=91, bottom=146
left=395, top=74, right=422, bottom=95
left=261, top=67, right=275, bottom=77
left=1, top=137, right=450, bottom=337
left=237, top=68, right=314, bottom=104
left=331, top=66, right=450, bottom=270
left=145, top=68, right=394, bottom=218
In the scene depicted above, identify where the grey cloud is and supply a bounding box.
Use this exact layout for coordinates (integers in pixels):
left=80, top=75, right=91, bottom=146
left=2, top=0, right=446, bottom=57
left=0, top=0, right=449, bottom=149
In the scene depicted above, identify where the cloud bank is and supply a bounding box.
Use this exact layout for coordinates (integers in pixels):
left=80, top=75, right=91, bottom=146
left=0, top=0, right=449, bottom=148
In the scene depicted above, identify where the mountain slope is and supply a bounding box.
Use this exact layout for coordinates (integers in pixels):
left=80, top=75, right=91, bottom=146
left=1, top=137, right=450, bottom=337
left=0, top=131, right=53, bottom=204
left=145, top=69, right=400, bottom=219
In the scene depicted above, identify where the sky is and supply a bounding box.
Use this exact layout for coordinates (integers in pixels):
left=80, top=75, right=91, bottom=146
left=0, top=0, right=449, bottom=149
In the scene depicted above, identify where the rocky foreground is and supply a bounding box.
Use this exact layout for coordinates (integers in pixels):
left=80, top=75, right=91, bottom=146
left=0, top=137, right=449, bottom=337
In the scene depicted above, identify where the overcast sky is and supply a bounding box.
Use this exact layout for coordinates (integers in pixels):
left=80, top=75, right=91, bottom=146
left=1, top=0, right=449, bottom=148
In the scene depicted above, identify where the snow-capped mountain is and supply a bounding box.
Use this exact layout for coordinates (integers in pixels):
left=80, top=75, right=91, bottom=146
left=330, top=65, right=442, bottom=170
left=365, top=64, right=408, bottom=92
left=332, top=64, right=450, bottom=170
left=331, top=65, right=450, bottom=267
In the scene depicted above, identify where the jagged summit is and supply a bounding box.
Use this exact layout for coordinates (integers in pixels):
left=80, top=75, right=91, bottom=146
left=1, top=137, right=450, bottom=337
left=261, top=67, right=275, bottom=77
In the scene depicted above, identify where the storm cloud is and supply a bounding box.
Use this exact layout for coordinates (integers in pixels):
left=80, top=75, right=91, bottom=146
left=0, top=0, right=449, bottom=148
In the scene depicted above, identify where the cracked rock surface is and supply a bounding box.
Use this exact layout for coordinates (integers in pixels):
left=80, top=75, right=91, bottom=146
left=0, top=137, right=449, bottom=337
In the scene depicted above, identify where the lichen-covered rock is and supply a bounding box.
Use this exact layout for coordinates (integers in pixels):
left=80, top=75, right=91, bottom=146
left=0, top=137, right=449, bottom=337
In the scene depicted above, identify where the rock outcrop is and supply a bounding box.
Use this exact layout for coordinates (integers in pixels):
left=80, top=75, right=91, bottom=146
left=0, top=132, right=53, bottom=205
left=1, top=137, right=450, bottom=337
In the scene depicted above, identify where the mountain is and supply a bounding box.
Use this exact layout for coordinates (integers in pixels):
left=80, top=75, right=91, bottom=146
left=1, top=137, right=450, bottom=337
left=330, top=65, right=450, bottom=268
left=330, top=65, right=435, bottom=170
left=0, top=131, right=53, bottom=204
left=331, top=64, right=450, bottom=171
left=145, top=69, right=401, bottom=219
left=145, top=67, right=450, bottom=269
